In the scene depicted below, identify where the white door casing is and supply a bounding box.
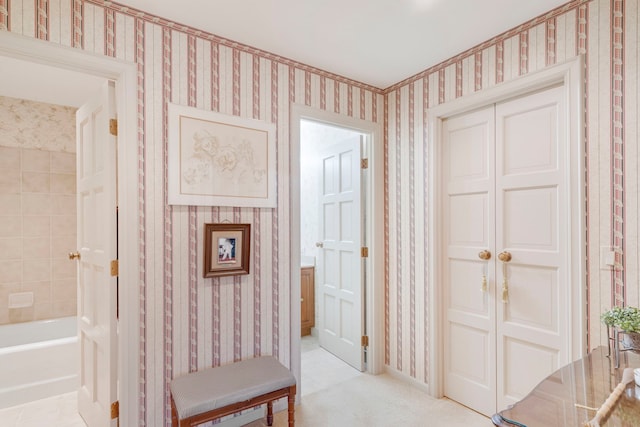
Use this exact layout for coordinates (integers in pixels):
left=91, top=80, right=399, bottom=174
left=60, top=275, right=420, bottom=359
left=429, top=59, right=585, bottom=406
left=76, top=81, right=118, bottom=427
left=0, top=30, right=140, bottom=426
left=290, top=104, right=384, bottom=406
left=317, top=136, right=364, bottom=371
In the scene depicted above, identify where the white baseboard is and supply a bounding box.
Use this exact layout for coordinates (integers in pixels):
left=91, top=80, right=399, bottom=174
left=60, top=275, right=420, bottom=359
left=383, top=365, right=431, bottom=395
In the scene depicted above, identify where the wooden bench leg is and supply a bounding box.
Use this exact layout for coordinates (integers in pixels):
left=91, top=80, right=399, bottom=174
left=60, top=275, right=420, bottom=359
left=267, top=401, right=273, bottom=426
left=170, top=395, right=178, bottom=427
left=288, top=386, right=295, bottom=427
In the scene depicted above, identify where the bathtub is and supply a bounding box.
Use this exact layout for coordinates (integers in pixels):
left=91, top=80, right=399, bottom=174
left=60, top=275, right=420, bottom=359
left=0, top=316, right=78, bottom=409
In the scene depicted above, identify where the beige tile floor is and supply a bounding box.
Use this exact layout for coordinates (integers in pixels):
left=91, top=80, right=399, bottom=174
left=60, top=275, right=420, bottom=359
left=0, top=336, right=492, bottom=427
left=0, top=392, right=86, bottom=427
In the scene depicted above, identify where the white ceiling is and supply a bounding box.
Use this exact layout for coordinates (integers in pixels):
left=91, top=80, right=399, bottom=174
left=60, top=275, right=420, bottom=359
left=0, top=0, right=569, bottom=108
left=116, top=0, right=568, bottom=89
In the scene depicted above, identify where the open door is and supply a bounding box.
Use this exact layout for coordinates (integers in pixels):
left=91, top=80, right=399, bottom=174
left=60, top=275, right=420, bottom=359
left=74, top=81, right=118, bottom=427
left=317, top=135, right=364, bottom=371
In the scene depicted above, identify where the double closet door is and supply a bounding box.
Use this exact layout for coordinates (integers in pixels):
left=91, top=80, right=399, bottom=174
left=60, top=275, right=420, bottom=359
left=442, top=85, right=569, bottom=416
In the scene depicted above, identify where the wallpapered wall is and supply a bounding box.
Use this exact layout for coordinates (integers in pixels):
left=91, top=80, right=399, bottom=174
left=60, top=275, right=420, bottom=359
left=2, top=0, right=638, bottom=424
left=0, top=1, right=381, bottom=425
left=383, top=0, right=640, bottom=383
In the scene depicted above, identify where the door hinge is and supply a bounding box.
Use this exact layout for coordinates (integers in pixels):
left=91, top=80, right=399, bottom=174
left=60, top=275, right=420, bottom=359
left=361, top=335, right=369, bottom=347
left=361, top=158, right=369, bottom=169
left=111, top=400, right=119, bottom=419
left=361, top=247, right=368, bottom=258
left=111, top=259, right=119, bottom=277
left=109, top=118, right=118, bottom=136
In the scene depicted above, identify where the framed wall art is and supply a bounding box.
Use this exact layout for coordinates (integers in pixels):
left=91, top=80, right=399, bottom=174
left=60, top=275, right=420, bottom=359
left=203, top=223, right=251, bottom=278
left=168, top=103, right=277, bottom=208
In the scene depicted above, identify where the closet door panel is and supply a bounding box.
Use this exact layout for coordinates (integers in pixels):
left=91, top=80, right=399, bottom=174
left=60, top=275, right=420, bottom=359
left=442, top=106, right=496, bottom=417
left=442, top=85, right=569, bottom=417
left=495, top=85, right=568, bottom=411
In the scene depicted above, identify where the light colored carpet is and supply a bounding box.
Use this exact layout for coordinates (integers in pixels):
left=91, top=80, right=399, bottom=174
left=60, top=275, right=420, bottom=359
left=244, top=337, right=493, bottom=427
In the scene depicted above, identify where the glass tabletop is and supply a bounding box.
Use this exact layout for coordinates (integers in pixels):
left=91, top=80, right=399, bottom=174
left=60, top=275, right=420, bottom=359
left=492, top=346, right=640, bottom=427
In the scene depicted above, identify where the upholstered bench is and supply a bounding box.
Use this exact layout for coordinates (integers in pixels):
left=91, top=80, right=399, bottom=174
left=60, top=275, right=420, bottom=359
left=170, top=356, right=296, bottom=426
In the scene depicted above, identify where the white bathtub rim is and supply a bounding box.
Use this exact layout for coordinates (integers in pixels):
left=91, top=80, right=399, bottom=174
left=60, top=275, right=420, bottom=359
left=0, top=317, right=79, bottom=410
left=0, top=374, right=78, bottom=394
left=0, top=316, right=77, bottom=348
left=0, top=336, right=77, bottom=356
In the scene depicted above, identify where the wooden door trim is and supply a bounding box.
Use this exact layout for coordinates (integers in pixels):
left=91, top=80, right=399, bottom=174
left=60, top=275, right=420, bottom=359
left=426, top=56, right=585, bottom=399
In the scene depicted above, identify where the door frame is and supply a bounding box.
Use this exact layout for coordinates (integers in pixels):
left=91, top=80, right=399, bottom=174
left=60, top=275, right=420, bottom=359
left=0, top=31, right=140, bottom=425
left=427, top=56, right=586, bottom=398
left=290, top=103, right=384, bottom=397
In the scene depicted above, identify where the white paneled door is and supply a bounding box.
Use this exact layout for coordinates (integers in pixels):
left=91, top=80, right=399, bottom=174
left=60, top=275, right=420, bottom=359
left=443, top=86, right=568, bottom=416
left=317, top=136, right=364, bottom=371
left=75, top=81, right=118, bottom=427
left=442, top=106, right=497, bottom=416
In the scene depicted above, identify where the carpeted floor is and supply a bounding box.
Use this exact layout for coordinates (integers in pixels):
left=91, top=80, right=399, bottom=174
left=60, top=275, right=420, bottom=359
left=243, top=335, right=493, bottom=427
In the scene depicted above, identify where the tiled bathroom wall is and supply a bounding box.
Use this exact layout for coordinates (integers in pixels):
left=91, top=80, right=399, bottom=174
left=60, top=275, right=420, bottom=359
left=0, top=96, right=77, bottom=325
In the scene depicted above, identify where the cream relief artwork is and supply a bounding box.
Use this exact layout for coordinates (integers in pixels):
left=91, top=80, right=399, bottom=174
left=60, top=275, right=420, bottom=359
left=168, top=104, right=277, bottom=207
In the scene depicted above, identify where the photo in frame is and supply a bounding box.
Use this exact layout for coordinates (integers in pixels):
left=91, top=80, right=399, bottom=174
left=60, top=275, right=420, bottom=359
left=203, top=223, right=251, bottom=278
left=168, top=103, right=277, bottom=208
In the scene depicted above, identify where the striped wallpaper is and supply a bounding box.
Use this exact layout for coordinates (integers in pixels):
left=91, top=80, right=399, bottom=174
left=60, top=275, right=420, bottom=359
left=2, top=0, right=639, bottom=424
left=1, top=1, right=381, bottom=425
left=384, top=0, right=640, bottom=384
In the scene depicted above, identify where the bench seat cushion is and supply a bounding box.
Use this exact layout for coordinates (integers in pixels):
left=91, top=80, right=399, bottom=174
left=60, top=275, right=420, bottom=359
left=170, top=356, right=296, bottom=419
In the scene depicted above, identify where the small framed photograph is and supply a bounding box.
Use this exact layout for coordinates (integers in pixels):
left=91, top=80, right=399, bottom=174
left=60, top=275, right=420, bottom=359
left=203, top=223, right=251, bottom=278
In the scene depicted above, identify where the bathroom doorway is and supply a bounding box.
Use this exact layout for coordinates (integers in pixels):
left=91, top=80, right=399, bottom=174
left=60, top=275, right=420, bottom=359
left=290, top=103, right=385, bottom=401
left=0, top=31, right=140, bottom=426
left=300, top=119, right=366, bottom=370
left=0, top=66, right=113, bottom=426
left=298, top=119, right=368, bottom=395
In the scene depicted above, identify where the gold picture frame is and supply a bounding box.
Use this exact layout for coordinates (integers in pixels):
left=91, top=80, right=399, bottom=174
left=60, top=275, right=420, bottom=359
left=203, top=223, right=251, bottom=278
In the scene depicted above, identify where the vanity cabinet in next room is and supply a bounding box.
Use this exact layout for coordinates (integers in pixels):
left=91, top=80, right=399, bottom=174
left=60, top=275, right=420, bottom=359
left=301, top=266, right=315, bottom=336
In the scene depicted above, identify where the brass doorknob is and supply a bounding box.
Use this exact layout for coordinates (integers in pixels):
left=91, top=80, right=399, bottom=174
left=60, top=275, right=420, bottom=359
left=68, top=251, right=81, bottom=260
left=478, top=250, right=491, bottom=260
left=498, top=251, right=512, bottom=262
